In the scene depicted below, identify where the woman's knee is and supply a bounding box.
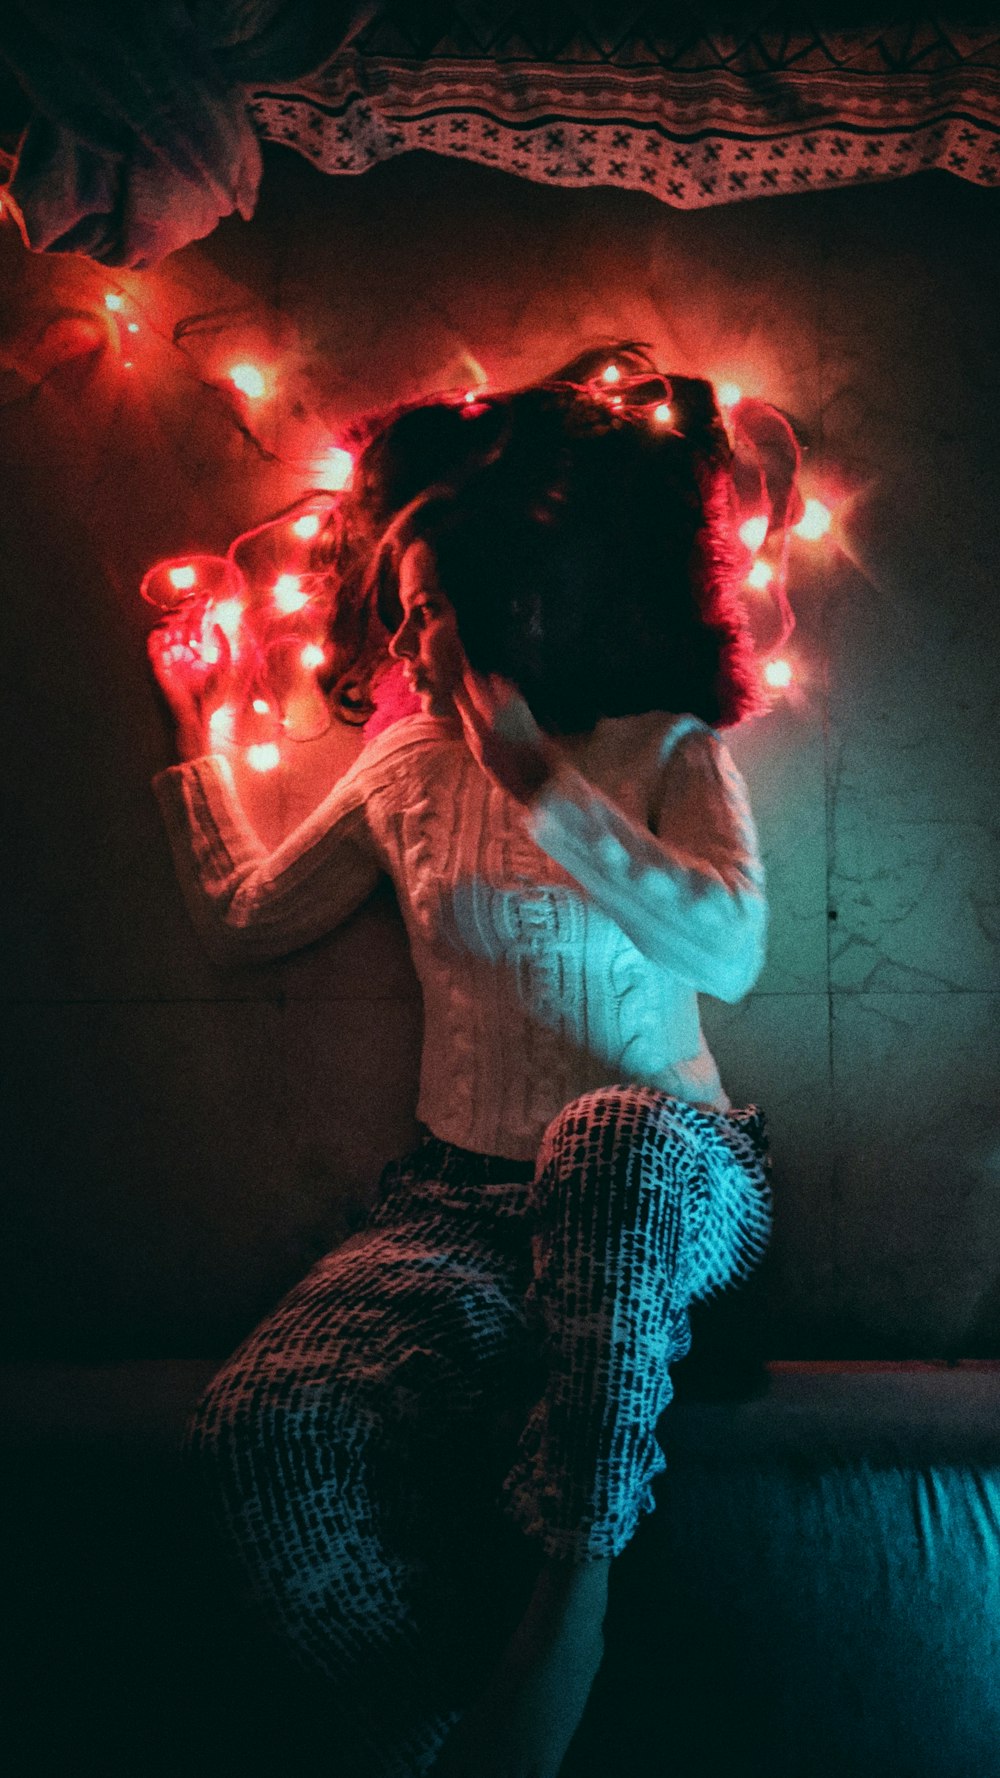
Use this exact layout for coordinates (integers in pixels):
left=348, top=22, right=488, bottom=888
left=536, top=1085, right=698, bottom=1185
left=531, top=1087, right=708, bottom=1276
left=183, top=1356, right=274, bottom=1476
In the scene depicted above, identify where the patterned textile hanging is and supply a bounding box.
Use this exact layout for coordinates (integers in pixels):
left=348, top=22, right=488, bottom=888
left=2, top=6, right=1000, bottom=267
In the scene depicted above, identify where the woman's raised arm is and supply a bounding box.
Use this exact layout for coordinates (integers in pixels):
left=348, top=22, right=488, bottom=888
left=153, top=749, right=387, bottom=966
left=523, top=721, right=769, bottom=1003
left=452, top=668, right=767, bottom=1003
left=146, top=610, right=388, bottom=966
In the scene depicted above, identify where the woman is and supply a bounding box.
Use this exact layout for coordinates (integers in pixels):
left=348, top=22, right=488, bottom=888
left=148, top=359, right=773, bottom=1778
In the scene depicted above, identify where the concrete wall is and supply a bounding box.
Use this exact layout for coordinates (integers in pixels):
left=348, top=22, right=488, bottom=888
left=2, top=144, right=998, bottom=1358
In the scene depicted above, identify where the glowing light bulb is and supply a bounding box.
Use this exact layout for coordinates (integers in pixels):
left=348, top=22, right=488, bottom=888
left=764, top=658, right=793, bottom=688
left=127, top=322, right=140, bottom=334
left=104, top=293, right=124, bottom=312
left=300, top=644, right=325, bottom=670
left=273, top=574, right=309, bottom=614
left=746, top=560, right=774, bottom=590
left=292, top=514, right=321, bottom=541
left=739, top=515, right=769, bottom=553
left=464, top=390, right=478, bottom=404
left=793, top=498, right=832, bottom=540
left=229, top=362, right=266, bottom=398
left=246, top=742, right=281, bottom=772
left=208, top=706, right=236, bottom=743
left=168, top=565, right=197, bottom=590
left=317, top=446, right=354, bottom=492
left=652, top=402, right=673, bottom=425
left=210, top=597, right=244, bottom=643
left=252, top=698, right=271, bottom=715
left=601, top=364, right=621, bottom=384
left=717, top=382, right=743, bottom=408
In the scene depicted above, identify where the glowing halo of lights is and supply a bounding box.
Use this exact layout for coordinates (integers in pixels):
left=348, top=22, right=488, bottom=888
left=793, top=497, right=833, bottom=540
left=739, top=515, right=769, bottom=554
left=140, top=553, right=246, bottom=612
left=314, top=445, right=354, bottom=492
left=229, top=362, right=267, bottom=399
left=263, top=635, right=333, bottom=742
left=273, top=573, right=310, bottom=614
left=245, top=742, right=281, bottom=773
left=746, top=559, right=775, bottom=591
left=139, top=338, right=841, bottom=747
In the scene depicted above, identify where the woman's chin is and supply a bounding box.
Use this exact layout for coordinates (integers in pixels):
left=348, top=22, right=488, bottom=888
left=421, top=688, right=456, bottom=718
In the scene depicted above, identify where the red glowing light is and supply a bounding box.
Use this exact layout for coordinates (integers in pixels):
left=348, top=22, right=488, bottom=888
left=601, top=364, right=621, bottom=384
left=764, top=658, right=793, bottom=688
left=208, top=706, right=235, bottom=744
left=746, top=560, right=774, bottom=591
left=652, top=403, right=673, bottom=425
left=316, top=446, right=354, bottom=492
left=229, top=362, right=266, bottom=398
left=252, top=697, right=271, bottom=715
left=300, top=644, right=325, bottom=669
left=739, top=515, right=769, bottom=553
left=104, top=293, right=124, bottom=312
left=717, top=381, right=743, bottom=408
left=123, top=360, right=134, bottom=370
left=168, top=566, right=197, bottom=590
left=273, top=574, right=309, bottom=614
left=292, top=514, right=321, bottom=541
left=209, top=598, right=243, bottom=643
left=127, top=322, right=139, bottom=334
left=246, top=742, right=281, bottom=772
left=793, top=499, right=832, bottom=540
left=464, top=390, right=478, bottom=404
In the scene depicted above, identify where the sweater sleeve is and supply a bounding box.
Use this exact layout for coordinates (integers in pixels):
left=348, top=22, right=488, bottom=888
left=152, top=749, right=386, bottom=965
left=525, top=723, right=768, bottom=1002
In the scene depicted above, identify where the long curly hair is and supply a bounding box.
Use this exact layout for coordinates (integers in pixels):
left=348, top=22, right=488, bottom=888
left=317, top=343, right=766, bottom=732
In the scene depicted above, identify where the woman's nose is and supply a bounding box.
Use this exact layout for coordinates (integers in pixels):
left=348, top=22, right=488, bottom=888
left=388, top=617, right=415, bottom=660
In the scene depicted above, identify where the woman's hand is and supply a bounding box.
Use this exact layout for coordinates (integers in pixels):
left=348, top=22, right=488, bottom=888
left=452, top=665, right=559, bottom=806
left=146, top=612, right=232, bottom=760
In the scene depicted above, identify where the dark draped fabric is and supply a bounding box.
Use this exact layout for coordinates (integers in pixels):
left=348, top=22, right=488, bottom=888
left=2, top=4, right=1000, bottom=266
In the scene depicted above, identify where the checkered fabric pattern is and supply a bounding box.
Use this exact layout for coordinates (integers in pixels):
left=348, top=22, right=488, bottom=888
left=184, top=1082, right=771, bottom=1776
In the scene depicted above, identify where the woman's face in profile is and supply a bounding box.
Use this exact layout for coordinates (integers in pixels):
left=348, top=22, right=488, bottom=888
left=388, top=540, right=467, bottom=716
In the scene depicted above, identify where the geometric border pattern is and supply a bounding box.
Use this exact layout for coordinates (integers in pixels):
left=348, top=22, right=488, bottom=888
left=249, top=19, right=1000, bottom=210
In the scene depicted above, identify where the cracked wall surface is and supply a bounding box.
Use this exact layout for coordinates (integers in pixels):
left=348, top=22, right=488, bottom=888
left=2, top=145, right=998, bottom=1357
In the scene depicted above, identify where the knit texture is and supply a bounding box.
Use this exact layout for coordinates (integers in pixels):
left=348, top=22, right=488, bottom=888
left=153, top=708, right=768, bottom=1159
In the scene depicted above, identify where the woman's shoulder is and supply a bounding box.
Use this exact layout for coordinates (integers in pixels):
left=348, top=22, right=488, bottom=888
left=353, top=712, right=465, bottom=780
left=581, top=708, right=717, bottom=772
left=655, top=711, right=717, bottom=758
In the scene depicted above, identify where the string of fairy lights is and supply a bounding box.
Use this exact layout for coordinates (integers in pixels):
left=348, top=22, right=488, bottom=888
left=1, top=192, right=836, bottom=774
left=141, top=338, right=833, bottom=772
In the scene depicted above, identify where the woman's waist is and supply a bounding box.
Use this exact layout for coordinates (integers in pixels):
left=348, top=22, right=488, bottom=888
left=366, top=1127, right=536, bottom=1229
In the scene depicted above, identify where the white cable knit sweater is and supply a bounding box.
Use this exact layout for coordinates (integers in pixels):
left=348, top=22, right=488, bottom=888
left=153, top=708, right=768, bottom=1161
